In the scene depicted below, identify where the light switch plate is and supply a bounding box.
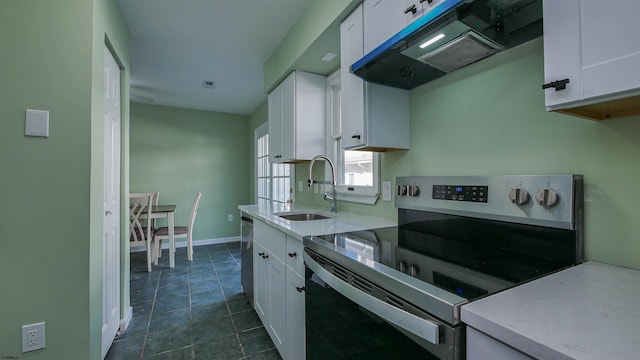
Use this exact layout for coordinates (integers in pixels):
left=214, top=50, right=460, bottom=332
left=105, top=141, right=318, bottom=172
left=382, top=181, right=392, bottom=201
left=298, top=181, right=303, bottom=192
left=25, top=109, right=49, bottom=138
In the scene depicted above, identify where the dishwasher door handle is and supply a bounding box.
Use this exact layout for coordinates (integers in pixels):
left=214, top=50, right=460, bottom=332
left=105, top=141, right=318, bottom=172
left=304, top=252, right=441, bottom=345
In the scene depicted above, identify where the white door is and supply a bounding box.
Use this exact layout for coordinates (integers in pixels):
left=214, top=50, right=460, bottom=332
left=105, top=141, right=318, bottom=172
left=102, top=45, right=121, bottom=359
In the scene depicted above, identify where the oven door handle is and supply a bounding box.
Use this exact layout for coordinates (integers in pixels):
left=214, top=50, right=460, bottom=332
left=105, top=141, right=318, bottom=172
left=304, top=252, right=441, bottom=345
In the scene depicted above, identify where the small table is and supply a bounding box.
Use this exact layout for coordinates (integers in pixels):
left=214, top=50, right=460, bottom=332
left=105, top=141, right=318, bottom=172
left=142, top=205, right=176, bottom=268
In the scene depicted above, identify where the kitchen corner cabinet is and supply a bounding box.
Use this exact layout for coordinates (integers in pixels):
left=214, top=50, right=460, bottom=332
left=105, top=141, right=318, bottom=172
left=341, top=4, right=410, bottom=151
left=253, top=220, right=305, bottom=360
left=542, top=0, right=640, bottom=120
left=363, top=0, right=444, bottom=54
left=268, top=70, right=326, bottom=163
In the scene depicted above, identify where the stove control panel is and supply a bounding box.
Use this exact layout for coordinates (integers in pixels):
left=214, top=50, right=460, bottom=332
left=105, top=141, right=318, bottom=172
left=432, top=185, right=488, bottom=203
left=394, top=175, right=583, bottom=230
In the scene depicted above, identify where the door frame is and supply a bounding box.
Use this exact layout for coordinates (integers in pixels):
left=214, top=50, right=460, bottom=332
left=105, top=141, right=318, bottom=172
left=102, top=38, right=130, bottom=359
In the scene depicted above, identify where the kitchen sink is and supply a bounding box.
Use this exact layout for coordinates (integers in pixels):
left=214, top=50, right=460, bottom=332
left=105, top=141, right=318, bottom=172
left=277, top=213, right=332, bottom=221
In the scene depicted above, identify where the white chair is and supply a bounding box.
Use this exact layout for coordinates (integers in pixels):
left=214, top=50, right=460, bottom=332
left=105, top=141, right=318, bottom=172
left=129, top=193, right=155, bottom=272
left=154, top=192, right=201, bottom=262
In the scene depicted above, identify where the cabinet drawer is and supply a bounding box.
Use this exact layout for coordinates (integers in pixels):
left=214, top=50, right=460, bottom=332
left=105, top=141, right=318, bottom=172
left=254, top=220, right=286, bottom=260
left=285, top=238, right=304, bottom=275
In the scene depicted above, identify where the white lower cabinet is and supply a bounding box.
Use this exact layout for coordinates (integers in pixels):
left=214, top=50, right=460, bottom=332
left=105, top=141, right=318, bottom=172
left=266, top=252, right=286, bottom=352
left=253, top=241, right=268, bottom=320
left=285, top=268, right=305, bottom=360
left=466, top=327, right=534, bottom=360
left=253, top=220, right=306, bottom=360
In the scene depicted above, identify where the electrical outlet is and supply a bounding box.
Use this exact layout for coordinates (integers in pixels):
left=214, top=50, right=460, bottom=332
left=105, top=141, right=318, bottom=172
left=22, top=322, right=45, bottom=352
left=227, top=214, right=233, bottom=222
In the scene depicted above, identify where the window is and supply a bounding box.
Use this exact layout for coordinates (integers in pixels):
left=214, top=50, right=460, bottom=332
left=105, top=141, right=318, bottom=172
left=255, top=122, right=292, bottom=207
left=326, top=70, right=380, bottom=204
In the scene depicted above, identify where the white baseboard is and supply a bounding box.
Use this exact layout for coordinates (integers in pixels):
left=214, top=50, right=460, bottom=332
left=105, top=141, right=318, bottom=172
left=130, top=236, right=240, bottom=252
left=119, top=305, right=133, bottom=334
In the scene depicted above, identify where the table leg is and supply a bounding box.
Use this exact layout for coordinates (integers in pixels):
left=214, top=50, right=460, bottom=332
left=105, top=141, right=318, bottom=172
left=169, top=211, right=175, bottom=268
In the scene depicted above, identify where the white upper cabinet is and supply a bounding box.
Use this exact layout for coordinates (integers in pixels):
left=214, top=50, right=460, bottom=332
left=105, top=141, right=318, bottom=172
left=268, top=70, right=326, bottom=162
left=363, top=0, right=406, bottom=54
left=543, top=0, right=640, bottom=120
left=341, top=4, right=410, bottom=151
left=363, top=0, right=444, bottom=54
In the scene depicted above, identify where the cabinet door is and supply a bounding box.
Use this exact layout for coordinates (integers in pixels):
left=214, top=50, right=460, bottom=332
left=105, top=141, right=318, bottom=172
left=340, top=5, right=366, bottom=150
left=579, top=1, right=640, bottom=99
left=268, top=85, right=284, bottom=162
left=543, top=0, right=640, bottom=108
left=280, top=73, right=296, bottom=161
left=418, top=0, right=445, bottom=19
left=267, top=254, right=287, bottom=354
left=253, top=241, right=268, bottom=321
left=286, top=268, right=305, bottom=360
left=363, top=0, right=408, bottom=54
left=542, top=0, right=583, bottom=108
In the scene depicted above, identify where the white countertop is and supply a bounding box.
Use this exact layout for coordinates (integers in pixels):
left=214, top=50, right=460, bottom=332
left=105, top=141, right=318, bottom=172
left=238, top=203, right=397, bottom=240
left=461, top=261, right=640, bottom=360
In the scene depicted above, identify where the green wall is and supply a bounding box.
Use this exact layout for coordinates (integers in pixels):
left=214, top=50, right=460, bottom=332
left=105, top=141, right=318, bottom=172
left=293, top=38, right=640, bottom=269
left=264, top=0, right=358, bottom=91
left=0, top=0, right=129, bottom=359
left=130, top=103, right=251, bottom=242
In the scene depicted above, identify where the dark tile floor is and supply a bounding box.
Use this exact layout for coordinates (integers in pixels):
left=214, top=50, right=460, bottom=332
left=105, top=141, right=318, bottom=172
left=106, top=242, right=281, bottom=360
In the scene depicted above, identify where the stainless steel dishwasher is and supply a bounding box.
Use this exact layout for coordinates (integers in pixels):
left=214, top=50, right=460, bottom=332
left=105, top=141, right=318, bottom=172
left=240, top=213, right=254, bottom=308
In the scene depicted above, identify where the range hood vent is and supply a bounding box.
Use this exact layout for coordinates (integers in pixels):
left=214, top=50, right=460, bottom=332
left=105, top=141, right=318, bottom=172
left=351, top=0, right=543, bottom=90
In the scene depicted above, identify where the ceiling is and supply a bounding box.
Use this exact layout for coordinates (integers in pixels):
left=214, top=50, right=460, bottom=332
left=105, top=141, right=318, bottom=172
left=116, top=0, right=327, bottom=116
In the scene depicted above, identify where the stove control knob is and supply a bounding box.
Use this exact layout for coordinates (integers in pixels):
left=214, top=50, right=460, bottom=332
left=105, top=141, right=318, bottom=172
left=409, top=265, right=419, bottom=277
left=398, top=261, right=407, bottom=273
left=408, top=185, right=420, bottom=196
left=536, top=188, right=560, bottom=208
left=396, top=185, right=408, bottom=196
left=508, top=188, right=530, bottom=206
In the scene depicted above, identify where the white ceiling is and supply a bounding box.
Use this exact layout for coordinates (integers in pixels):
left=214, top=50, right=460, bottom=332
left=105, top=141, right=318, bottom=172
left=116, top=0, right=313, bottom=115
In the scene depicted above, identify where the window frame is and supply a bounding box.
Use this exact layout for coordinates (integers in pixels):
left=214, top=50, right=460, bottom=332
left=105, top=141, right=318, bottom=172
left=255, top=122, right=294, bottom=206
left=326, top=70, right=380, bottom=205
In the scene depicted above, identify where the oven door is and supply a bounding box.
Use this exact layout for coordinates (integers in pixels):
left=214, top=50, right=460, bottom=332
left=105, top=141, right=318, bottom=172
left=304, top=251, right=462, bottom=360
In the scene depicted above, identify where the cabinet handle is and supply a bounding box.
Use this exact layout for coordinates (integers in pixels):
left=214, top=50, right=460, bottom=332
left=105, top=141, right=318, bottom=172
left=296, top=286, right=305, bottom=293
left=258, top=252, right=265, bottom=258
left=542, top=78, right=570, bottom=91
left=288, top=252, right=297, bottom=258
left=404, top=4, right=417, bottom=14
left=420, top=0, right=434, bottom=3
left=263, top=253, right=269, bottom=259
left=351, top=134, right=361, bottom=140
left=274, top=155, right=282, bottom=159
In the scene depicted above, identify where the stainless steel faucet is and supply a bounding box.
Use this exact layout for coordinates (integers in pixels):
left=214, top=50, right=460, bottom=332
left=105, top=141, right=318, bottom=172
left=308, top=155, right=337, bottom=213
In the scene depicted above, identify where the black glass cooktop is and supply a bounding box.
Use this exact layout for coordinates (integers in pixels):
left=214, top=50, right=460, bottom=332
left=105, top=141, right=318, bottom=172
left=309, top=209, right=580, bottom=302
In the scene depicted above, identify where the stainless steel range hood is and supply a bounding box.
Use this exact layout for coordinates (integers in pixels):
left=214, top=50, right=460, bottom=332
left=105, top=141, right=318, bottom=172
left=351, top=0, right=543, bottom=90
